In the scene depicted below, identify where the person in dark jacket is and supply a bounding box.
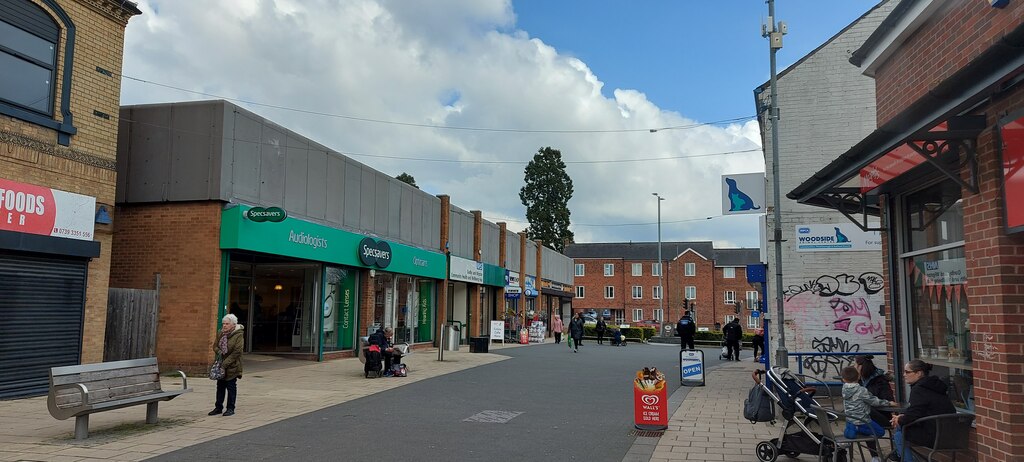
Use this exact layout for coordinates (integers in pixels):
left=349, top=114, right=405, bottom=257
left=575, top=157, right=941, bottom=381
left=676, top=311, right=696, bottom=350
left=595, top=317, right=607, bottom=345
left=568, top=313, right=585, bottom=353
left=369, top=327, right=403, bottom=376
left=890, top=360, right=956, bottom=461
left=209, top=314, right=244, bottom=417
left=722, top=318, right=743, bottom=361
left=751, top=327, right=765, bottom=361
left=855, top=355, right=895, bottom=459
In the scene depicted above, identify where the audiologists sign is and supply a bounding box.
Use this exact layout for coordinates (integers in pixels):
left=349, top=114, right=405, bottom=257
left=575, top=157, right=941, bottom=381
left=633, top=367, right=668, bottom=430
left=0, top=178, right=95, bottom=241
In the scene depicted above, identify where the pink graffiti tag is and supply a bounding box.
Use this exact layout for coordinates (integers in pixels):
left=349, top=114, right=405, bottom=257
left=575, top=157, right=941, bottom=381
left=829, top=297, right=881, bottom=336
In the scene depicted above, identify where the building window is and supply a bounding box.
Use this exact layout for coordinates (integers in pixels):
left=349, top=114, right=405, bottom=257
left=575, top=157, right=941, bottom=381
left=631, top=263, right=642, bottom=276
left=633, top=309, right=643, bottom=322
left=653, top=309, right=663, bottom=322
left=576, top=286, right=584, bottom=298
left=746, top=291, right=759, bottom=309
left=604, top=264, right=614, bottom=276
left=747, top=315, right=759, bottom=329
left=723, top=267, right=736, bottom=278
left=652, top=263, right=662, bottom=276
left=724, top=314, right=736, bottom=324
left=685, top=262, right=696, bottom=276
left=632, top=286, right=642, bottom=299
left=652, top=286, right=662, bottom=300
left=724, top=290, right=736, bottom=304
left=604, top=286, right=614, bottom=299
left=614, top=311, right=625, bottom=324
left=575, top=264, right=584, bottom=276
left=685, top=286, right=696, bottom=299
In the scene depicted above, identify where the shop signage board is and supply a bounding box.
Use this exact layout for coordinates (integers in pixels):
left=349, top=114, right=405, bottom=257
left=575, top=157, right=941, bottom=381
left=633, top=367, right=668, bottom=430
left=418, top=281, right=433, bottom=341
left=358, top=238, right=392, bottom=268
left=449, top=255, right=484, bottom=284
left=679, top=349, right=706, bottom=387
left=0, top=178, right=95, bottom=241
left=999, top=112, right=1024, bottom=233
left=221, top=205, right=446, bottom=279
left=721, top=173, right=765, bottom=215
left=490, top=320, right=504, bottom=343
left=794, top=224, right=882, bottom=252
left=244, top=206, right=287, bottom=222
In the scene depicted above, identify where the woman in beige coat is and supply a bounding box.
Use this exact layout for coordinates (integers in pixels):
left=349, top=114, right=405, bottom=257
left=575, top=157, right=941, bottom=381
left=209, top=314, right=244, bottom=416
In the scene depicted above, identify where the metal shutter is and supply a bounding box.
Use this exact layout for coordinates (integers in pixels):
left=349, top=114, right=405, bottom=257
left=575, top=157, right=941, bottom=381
left=0, top=251, right=87, bottom=399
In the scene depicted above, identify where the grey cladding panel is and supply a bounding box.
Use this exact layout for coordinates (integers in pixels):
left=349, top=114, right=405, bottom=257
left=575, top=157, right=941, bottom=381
left=125, top=107, right=171, bottom=202
left=115, top=115, right=130, bottom=202
left=410, top=193, right=422, bottom=243
left=258, top=125, right=287, bottom=206
left=388, top=182, right=401, bottom=239
left=343, top=160, right=361, bottom=228
left=360, top=169, right=375, bottom=231
left=505, top=231, right=521, bottom=272
left=400, top=188, right=413, bottom=243
left=284, top=135, right=309, bottom=214
left=374, top=176, right=389, bottom=236
left=230, top=111, right=262, bottom=203
left=525, top=241, right=537, bottom=275
left=167, top=104, right=216, bottom=201
left=325, top=155, right=345, bottom=222
left=306, top=149, right=328, bottom=220
left=449, top=209, right=473, bottom=259
left=482, top=223, right=499, bottom=266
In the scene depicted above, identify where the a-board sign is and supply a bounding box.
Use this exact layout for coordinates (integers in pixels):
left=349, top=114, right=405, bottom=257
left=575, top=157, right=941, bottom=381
left=489, top=320, right=504, bottom=343
left=679, top=349, right=706, bottom=387
left=633, top=367, right=668, bottom=430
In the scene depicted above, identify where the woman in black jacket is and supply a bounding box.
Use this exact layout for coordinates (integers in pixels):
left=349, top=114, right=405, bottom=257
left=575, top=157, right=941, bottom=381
left=890, top=359, right=956, bottom=461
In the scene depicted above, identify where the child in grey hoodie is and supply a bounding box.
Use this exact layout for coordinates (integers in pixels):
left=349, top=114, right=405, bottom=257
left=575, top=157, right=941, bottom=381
left=841, top=366, right=895, bottom=448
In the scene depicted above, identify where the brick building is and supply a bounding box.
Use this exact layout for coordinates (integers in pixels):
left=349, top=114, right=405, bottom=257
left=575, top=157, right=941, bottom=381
left=0, top=0, right=140, bottom=398
left=564, top=242, right=760, bottom=331
left=789, top=1, right=1024, bottom=459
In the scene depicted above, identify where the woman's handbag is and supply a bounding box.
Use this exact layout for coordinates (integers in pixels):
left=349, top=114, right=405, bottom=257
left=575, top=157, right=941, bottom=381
left=209, top=354, right=225, bottom=381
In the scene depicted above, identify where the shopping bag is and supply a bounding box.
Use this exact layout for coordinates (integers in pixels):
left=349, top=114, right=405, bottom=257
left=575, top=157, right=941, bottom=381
left=567, top=335, right=574, bottom=349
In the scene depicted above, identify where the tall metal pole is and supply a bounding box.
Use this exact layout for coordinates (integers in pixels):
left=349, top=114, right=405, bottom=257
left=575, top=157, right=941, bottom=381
left=652, top=193, right=664, bottom=323
left=765, top=0, right=788, bottom=366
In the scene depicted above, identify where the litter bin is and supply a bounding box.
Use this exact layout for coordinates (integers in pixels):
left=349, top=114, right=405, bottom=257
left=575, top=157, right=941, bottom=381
left=469, top=336, right=489, bottom=353
left=444, top=324, right=461, bottom=351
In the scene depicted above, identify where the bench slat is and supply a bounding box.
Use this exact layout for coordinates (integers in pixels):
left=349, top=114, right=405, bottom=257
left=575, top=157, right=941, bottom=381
left=55, top=382, right=162, bottom=408
left=51, top=365, right=159, bottom=386
left=54, top=372, right=160, bottom=396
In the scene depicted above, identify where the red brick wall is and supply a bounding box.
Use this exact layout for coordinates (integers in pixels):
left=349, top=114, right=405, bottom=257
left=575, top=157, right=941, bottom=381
left=109, top=202, right=223, bottom=373
left=621, top=260, right=667, bottom=321
left=714, top=266, right=755, bottom=326
left=571, top=258, right=626, bottom=313
left=669, top=252, right=716, bottom=329
left=874, top=2, right=1024, bottom=125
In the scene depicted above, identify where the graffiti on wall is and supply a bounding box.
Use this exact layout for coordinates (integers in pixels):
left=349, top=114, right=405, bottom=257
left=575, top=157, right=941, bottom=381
left=784, top=272, right=885, bottom=380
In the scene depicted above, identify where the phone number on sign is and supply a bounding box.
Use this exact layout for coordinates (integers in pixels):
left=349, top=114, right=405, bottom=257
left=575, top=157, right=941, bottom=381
left=52, top=227, right=92, bottom=238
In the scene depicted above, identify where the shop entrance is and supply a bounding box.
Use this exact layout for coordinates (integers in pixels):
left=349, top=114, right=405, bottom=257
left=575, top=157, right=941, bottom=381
left=373, top=273, right=431, bottom=343
left=227, top=255, right=320, bottom=354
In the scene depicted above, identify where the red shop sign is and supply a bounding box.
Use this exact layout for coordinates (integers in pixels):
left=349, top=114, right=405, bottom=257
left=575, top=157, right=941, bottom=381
left=1000, top=113, right=1024, bottom=233
left=633, top=367, right=668, bottom=430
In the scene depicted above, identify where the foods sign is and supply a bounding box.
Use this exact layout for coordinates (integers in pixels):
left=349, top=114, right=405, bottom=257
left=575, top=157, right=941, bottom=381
left=0, top=178, right=95, bottom=241
left=633, top=367, right=668, bottom=430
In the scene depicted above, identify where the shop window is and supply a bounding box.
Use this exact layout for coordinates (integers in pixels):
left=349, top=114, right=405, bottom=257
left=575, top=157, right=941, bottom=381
left=724, top=290, right=736, bottom=304
left=723, top=267, right=735, bottom=278
left=685, top=262, right=696, bottom=276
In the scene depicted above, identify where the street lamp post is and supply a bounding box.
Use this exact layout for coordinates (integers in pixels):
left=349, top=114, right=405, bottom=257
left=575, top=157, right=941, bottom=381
left=763, top=0, right=788, bottom=366
left=652, top=193, right=665, bottom=324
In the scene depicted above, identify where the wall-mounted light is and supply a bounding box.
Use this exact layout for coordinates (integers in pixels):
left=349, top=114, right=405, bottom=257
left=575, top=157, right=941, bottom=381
left=95, top=205, right=112, bottom=225
left=274, top=284, right=283, bottom=291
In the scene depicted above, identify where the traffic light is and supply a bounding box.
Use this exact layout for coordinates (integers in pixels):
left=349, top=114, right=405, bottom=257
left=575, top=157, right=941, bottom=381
left=734, top=300, right=742, bottom=314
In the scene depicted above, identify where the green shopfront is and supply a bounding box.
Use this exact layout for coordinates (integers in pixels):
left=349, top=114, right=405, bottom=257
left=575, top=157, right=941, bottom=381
left=218, top=205, right=446, bottom=359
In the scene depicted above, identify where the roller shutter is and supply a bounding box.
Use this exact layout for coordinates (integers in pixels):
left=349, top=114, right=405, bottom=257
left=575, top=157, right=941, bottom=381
left=0, top=251, right=87, bottom=399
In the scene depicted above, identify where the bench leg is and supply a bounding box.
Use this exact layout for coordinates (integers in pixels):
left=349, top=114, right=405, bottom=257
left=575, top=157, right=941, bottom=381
left=146, top=402, right=158, bottom=424
left=75, top=415, right=89, bottom=439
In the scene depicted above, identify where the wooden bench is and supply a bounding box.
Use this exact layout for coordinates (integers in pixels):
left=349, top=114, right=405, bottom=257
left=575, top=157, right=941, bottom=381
left=47, top=357, right=191, bottom=439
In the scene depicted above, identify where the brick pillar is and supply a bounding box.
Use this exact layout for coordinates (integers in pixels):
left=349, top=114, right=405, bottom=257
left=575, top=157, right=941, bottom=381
left=359, top=269, right=375, bottom=338
left=437, top=195, right=451, bottom=348
left=536, top=240, right=545, bottom=336
left=469, top=211, right=483, bottom=338
left=498, top=222, right=507, bottom=319
left=519, top=231, right=529, bottom=327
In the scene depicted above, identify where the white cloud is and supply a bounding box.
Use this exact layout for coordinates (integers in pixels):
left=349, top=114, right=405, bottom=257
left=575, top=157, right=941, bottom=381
left=121, top=0, right=764, bottom=247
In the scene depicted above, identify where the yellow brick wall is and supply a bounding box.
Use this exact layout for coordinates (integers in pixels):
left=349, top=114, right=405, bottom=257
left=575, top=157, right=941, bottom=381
left=0, top=0, right=138, bottom=364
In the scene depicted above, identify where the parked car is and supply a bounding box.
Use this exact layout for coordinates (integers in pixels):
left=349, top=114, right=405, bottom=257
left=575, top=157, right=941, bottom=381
left=630, top=319, right=661, bottom=329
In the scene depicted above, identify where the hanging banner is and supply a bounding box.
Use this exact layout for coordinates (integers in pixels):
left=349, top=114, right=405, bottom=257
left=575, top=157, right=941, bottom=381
left=633, top=367, right=668, bottom=430
left=721, top=173, right=765, bottom=215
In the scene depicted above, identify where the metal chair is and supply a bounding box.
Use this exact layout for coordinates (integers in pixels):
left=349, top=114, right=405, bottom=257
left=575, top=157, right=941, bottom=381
left=811, top=406, right=882, bottom=462
left=903, top=413, right=975, bottom=462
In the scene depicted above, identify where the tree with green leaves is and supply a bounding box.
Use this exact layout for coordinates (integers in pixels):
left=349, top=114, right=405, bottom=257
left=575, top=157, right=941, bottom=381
left=396, top=172, right=418, bottom=189
left=520, top=147, right=574, bottom=252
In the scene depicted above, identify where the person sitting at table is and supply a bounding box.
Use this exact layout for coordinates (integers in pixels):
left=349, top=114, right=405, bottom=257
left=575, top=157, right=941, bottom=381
left=889, top=359, right=956, bottom=461
left=856, top=355, right=896, bottom=427
left=369, top=327, right=403, bottom=377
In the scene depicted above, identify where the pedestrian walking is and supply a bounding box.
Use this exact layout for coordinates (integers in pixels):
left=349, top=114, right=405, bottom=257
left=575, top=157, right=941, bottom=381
left=551, top=314, right=564, bottom=344
left=751, top=327, right=764, bottom=361
left=569, top=312, right=585, bottom=353
left=722, top=318, right=743, bottom=361
left=209, top=313, right=244, bottom=417
left=595, top=317, right=607, bottom=345
left=676, top=311, right=696, bottom=349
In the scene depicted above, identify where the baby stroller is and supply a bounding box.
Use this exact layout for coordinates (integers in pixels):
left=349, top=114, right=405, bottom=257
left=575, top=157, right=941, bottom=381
left=719, top=339, right=729, bottom=360
left=752, top=367, right=844, bottom=462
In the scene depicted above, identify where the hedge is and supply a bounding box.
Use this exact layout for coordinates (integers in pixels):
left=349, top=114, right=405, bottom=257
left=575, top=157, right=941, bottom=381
left=583, top=326, right=656, bottom=341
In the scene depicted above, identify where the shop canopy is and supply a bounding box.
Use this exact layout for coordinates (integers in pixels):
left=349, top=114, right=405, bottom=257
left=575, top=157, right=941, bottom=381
left=787, top=22, right=1024, bottom=231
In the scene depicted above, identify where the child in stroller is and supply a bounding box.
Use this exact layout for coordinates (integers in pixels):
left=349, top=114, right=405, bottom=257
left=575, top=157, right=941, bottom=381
left=719, top=339, right=729, bottom=360
left=752, top=367, right=844, bottom=462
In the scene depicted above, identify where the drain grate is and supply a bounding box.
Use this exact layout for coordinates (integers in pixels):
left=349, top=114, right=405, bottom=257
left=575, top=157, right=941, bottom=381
left=628, top=429, right=665, bottom=438
left=464, top=410, right=523, bottom=423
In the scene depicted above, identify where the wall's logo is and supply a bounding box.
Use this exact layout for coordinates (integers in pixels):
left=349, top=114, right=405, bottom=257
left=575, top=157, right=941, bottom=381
left=245, top=206, right=287, bottom=222
left=358, top=238, right=392, bottom=268
left=725, top=177, right=762, bottom=212
left=834, top=227, right=850, bottom=243
left=641, top=395, right=659, bottom=405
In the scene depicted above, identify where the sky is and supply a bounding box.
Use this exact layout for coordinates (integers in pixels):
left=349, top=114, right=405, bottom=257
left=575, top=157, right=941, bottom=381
left=119, top=0, right=882, bottom=249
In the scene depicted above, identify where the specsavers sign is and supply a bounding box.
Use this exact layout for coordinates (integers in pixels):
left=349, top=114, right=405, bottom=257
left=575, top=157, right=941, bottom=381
left=0, top=178, right=95, bottom=241
left=794, top=224, right=881, bottom=252
left=221, top=205, right=446, bottom=279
